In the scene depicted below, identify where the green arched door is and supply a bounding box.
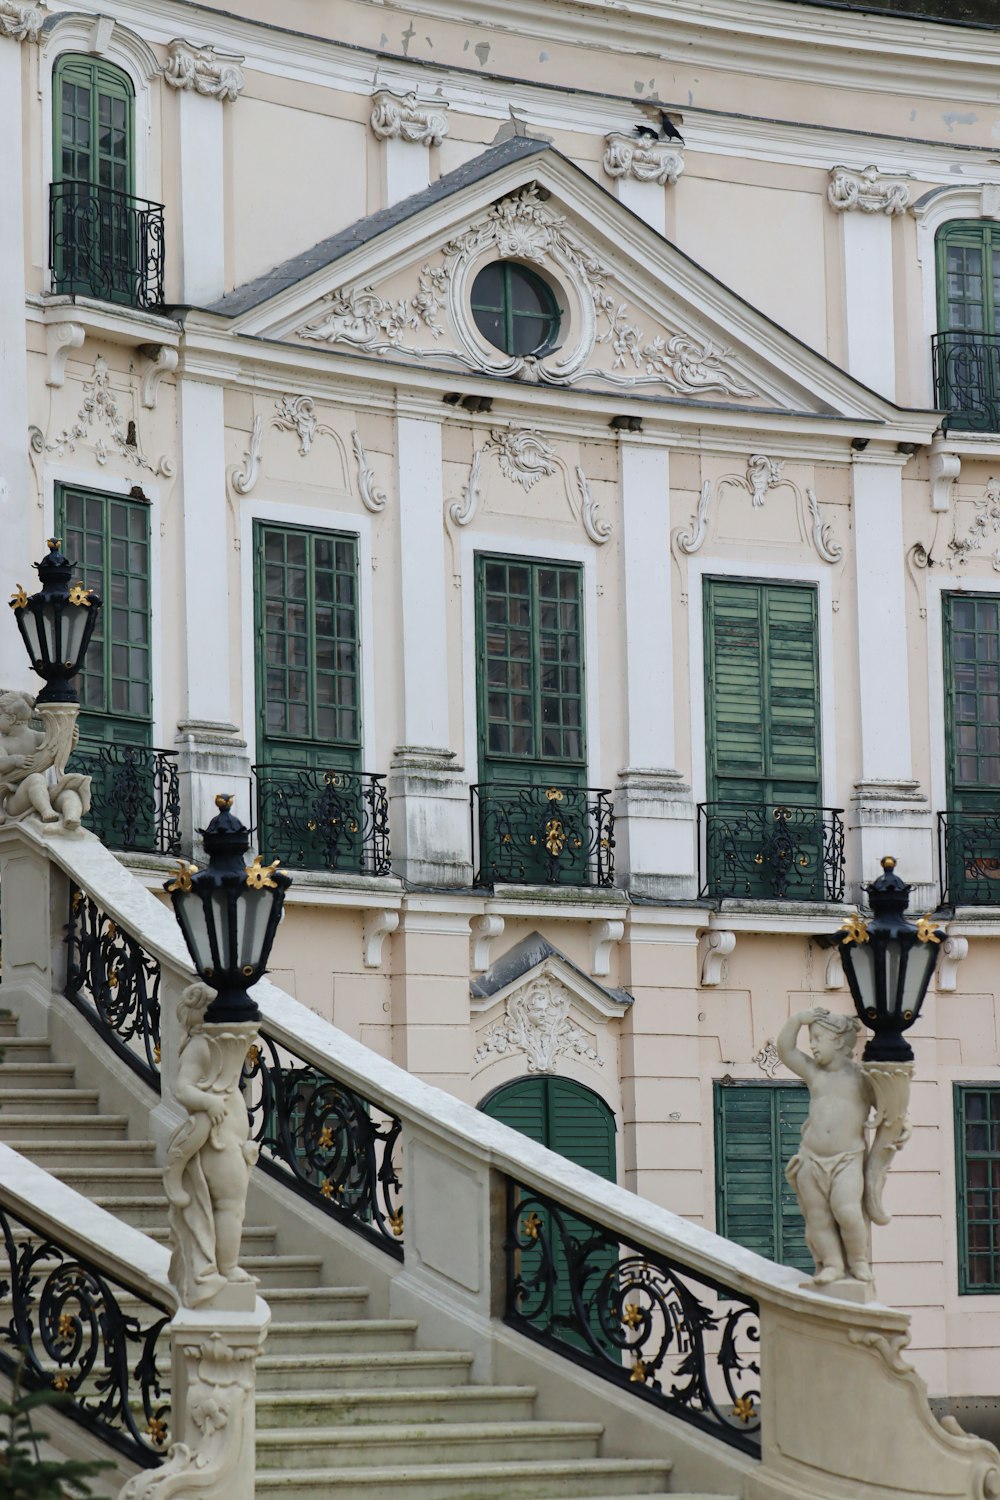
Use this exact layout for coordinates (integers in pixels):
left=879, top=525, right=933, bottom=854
left=480, top=1076, right=617, bottom=1351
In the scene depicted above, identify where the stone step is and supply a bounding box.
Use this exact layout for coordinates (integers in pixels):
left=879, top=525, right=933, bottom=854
left=254, top=1457, right=674, bottom=1500
left=0, top=1014, right=21, bottom=1036
left=18, top=1140, right=157, bottom=1170
left=143, top=1223, right=280, bottom=1253
left=262, top=1318, right=417, bottom=1355
left=240, top=1254, right=323, bottom=1289
left=91, top=1196, right=167, bottom=1230
left=0, top=1062, right=76, bottom=1089
left=0, top=1037, right=56, bottom=1063
left=0, top=1087, right=102, bottom=1114
left=256, top=1419, right=605, bottom=1472
left=255, top=1384, right=538, bottom=1429
left=53, top=1168, right=164, bottom=1198
left=255, top=1350, right=473, bottom=1393
left=0, top=1113, right=129, bottom=1142
left=254, top=1291, right=371, bottom=1334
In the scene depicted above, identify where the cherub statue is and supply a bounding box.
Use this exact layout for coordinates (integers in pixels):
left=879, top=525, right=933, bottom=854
left=163, top=983, right=260, bottom=1308
left=776, top=1006, right=875, bottom=1286
left=0, top=690, right=90, bottom=831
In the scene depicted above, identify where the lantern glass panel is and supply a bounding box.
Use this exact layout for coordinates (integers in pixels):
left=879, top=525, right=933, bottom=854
left=210, top=890, right=234, bottom=973
left=20, top=609, right=47, bottom=665
left=902, top=943, right=937, bottom=1019
left=847, top=940, right=876, bottom=1006
left=174, top=890, right=214, bottom=975
left=62, top=604, right=90, bottom=666
left=237, top=888, right=272, bottom=972
left=885, top=942, right=903, bottom=1013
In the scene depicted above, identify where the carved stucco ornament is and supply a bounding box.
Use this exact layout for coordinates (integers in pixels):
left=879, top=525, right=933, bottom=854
left=675, top=454, right=843, bottom=565
left=44, top=355, right=175, bottom=477
left=0, top=0, right=43, bottom=41
left=230, top=394, right=389, bottom=513
left=296, top=185, right=759, bottom=399
left=446, top=426, right=611, bottom=545
left=370, top=87, right=449, bottom=147
left=474, top=974, right=603, bottom=1073
left=827, top=165, right=910, bottom=216
left=603, top=132, right=684, bottom=186
left=0, top=692, right=91, bottom=835
left=163, top=38, right=245, bottom=101
left=949, top=475, right=1000, bottom=571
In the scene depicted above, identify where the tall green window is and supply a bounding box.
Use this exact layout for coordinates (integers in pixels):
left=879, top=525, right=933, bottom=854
left=955, top=1085, right=1000, bottom=1294
left=942, top=594, right=1000, bottom=903
left=55, top=55, right=134, bottom=195
left=56, top=485, right=151, bottom=748
left=476, top=554, right=585, bottom=787
left=935, top=222, right=1000, bottom=433
left=714, top=1083, right=811, bottom=1273
left=702, top=578, right=824, bottom=899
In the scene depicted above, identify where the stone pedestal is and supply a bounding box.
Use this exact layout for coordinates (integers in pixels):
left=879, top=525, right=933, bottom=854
left=0, top=828, right=66, bottom=1032
left=387, top=746, right=472, bottom=888
left=614, top=768, right=696, bottom=900
left=849, top=781, right=935, bottom=910
left=173, top=721, right=251, bottom=862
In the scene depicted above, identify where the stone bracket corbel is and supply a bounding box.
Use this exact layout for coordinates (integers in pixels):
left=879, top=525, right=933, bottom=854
left=929, top=444, right=961, bottom=514
left=140, top=344, right=179, bottom=409
left=590, top=919, right=624, bottom=978
left=826, top=949, right=845, bottom=989
left=363, top=910, right=399, bottom=969
left=937, top=935, right=968, bottom=992
left=470, top=914, right=505, bottom=973
left=700, top=930, right=735, bottom=987
left=46, top=322, right=85, bottom=387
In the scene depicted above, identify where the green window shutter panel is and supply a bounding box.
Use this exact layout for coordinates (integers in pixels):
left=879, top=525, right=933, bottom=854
left=936, top=221, right=1000, bottom=336
left=481, top=1078, right=548, bottom=1143
left=715, top=1083, right=811, bottom=1273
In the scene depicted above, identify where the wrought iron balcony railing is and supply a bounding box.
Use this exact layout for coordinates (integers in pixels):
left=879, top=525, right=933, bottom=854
left=65, top=883, right=163, bottom=1090
left=698, top=801, right=845, bottom=903
left=938, top=809, right=1000, bottom=906
left=932, top=331, right=1000, bottom=434
left=70, top=742, right=181, bottom=857
left=472, top=781, right=615, bottom=888
left=49, top=180, right=165, bottom=311
left=252, top=765, right=391, bottom=876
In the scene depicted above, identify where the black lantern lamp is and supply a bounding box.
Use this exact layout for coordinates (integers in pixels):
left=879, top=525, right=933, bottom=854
left=165, top=794, right=291, bottom=1026
left=9, top=538, right=102, bottom=704
left=836, top=856, right=945, bottom=1063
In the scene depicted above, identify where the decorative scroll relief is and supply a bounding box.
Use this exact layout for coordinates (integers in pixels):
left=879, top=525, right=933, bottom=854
left=474, top=975, right=603, bottom=1073
left=0, top=0, right=43, bottom=42
left=370, top=87, right=449, bottom=147
left=230, top=394, right=387, bottom=511
left=446, top=426, right=611, bottom=545
left=949, top=476, right=1000, bottom=571
left=163, top=38, right=245, bottom=101
left=44, top=355, right=175, bottom=477
left=295, top=185, right=759, bottom=399
left=603, top=132, right=684, bottom=186
left=675, top=454, right=843, bottom=565
left=827, top=165, right=910, bottom=216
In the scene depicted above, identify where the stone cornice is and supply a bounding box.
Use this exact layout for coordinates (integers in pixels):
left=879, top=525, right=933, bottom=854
left=163, top=37, right=245, bottom=101
left=827, top=164, right=911, bottom=215
left=0, top=0, right=43, bottom=42
left=602, top=132, right=684, bottom=186
left=370, top=87, right=449, bottom=147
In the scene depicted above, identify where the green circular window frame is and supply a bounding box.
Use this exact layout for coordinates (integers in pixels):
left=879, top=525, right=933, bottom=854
left=470, top=260, right=562, bottom=358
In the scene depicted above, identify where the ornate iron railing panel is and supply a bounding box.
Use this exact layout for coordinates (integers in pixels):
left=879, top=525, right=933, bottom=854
left=252, top=766, right=391, bottom=876
left=0, top=1201, right=170, bottom=1467
left=243, top=1030, right=404, bottom=1259
left=50, top=180, right=165, bottom=311
left=70, top=742, right=181, bottom=857
left=938, top=810, right=1000, bottom=905
left=505, top=1181, right=761, bottom=1455
left=697, top=802, right=845, bottom=902
left=932, top=332, right=1000, bottom=435
left=64, top=884, right=162, bottom=1091
left=472, top=782, right=615, bottom=887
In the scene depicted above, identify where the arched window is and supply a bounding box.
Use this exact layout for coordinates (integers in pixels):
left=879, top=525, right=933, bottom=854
left=934, top=221, right=1000, bottom=432
left=51, top=55, right=156, bottom=307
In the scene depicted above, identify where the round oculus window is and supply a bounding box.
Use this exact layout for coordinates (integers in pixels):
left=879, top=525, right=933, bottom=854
left=470, top=261, right=561, bottom=358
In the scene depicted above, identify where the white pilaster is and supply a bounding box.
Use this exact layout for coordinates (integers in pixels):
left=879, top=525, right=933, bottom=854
left=370, top=89, right=447, bottom=207
left=178, top=89, right=225, bottom=304
left=390, top=415, right=470, bottom=884
left=0, top=37, right=34, bottom=693
left=849, top=456, right=933, bottom=903
left=616, top=442, right=695, bottom=897
left=616, top=177, right=665, bottom=232
left=385, top=137, right=430, bottom=205
left=842, top=212, right=896, bottom=398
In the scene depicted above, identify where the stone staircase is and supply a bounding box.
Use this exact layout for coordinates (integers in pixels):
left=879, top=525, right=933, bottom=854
left=0, top=1009, right=731, bottom=1500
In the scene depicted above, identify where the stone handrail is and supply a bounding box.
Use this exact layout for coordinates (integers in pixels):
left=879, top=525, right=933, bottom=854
left=3, top=819, right=1000, bottom=1499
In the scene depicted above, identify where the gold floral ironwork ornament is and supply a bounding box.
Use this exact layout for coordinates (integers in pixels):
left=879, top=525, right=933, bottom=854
left=840, top=913, right=870, bottom=945
left=67, top=583, right=92, bottom=607
left=165, top=860, right=198, bottom=893
left=915, top=913, right=942, bottom=944
left=9, top=585, right=27, bottom=610
left=389, top=1209, right=404, bottom=1237
left=629, top=1358, right=648, bottom=1384
left=146, top=1415, right=169, bottom=1446
left=732, top=1395, right=756, bottom=1424
left=621, top=1302, right=643, bottom=1329
left=246, top=855, right=282, bottom=890
left=521, top=1211, right=543, bottom=1241
left=545, top=818, right=566, bottom=856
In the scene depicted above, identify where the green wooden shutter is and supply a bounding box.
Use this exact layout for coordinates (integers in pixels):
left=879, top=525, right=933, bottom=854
left=715, top=1083, right=811, bottom=1272
left=704, top=578, right=820, bottom=807
left=56, top=485, right=151, bottom=748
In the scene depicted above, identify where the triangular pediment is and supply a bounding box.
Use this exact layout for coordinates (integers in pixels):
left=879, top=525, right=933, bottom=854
left=207, top=139, right=920, bottom=426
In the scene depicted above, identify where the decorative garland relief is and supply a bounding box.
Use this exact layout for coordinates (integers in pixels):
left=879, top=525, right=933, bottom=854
left=447, top=427, right=611, bottom=546
left=675, top=454, right=842, bottom=565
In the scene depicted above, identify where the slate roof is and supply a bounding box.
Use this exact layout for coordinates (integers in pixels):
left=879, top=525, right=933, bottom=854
left=204, top=136, right=551, bottom=319
left=470, top=931, right=633, bottom=1009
